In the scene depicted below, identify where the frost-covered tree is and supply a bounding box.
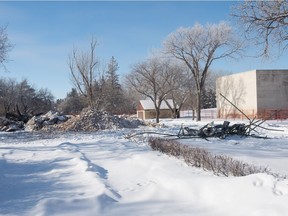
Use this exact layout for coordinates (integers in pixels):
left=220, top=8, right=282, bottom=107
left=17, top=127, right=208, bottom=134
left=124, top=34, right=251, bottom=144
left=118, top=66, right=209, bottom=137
left=163, top=22, right=242, bottom=121
left=232, top=0, right=288, bottom=57
left=126, top=56, right=180, bottom=123
left=163, top=60, right=191, bottom=118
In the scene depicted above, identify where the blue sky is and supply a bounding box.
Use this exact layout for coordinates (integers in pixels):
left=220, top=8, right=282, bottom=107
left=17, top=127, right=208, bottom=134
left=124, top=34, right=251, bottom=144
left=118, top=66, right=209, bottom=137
left=0, top=1, right=287, bottom=99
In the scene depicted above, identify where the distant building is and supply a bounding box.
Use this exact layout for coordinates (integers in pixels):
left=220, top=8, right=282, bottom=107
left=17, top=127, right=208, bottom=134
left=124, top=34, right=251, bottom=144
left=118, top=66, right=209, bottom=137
left=216, top=69, right=288, bottom=119
left=137, top=99, right=176, bottom=120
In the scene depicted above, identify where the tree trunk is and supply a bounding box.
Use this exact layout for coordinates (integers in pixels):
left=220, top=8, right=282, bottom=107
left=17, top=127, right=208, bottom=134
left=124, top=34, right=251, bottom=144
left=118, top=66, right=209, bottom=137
left=176, top=109, right=180, bottom=118
left=173, top=109, right=177, bottom=118
left=192, top=109, right=195, bottom=120
left=172, top=108, right=177, bottom=118
left=155, top=108, right=160, bottom=123
left=196, top=91, right=201, bottom=121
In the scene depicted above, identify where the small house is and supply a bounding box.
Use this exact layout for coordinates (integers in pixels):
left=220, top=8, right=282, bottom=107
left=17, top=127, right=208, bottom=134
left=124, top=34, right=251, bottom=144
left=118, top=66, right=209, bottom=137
left=137, top=99, right=175, bottom=120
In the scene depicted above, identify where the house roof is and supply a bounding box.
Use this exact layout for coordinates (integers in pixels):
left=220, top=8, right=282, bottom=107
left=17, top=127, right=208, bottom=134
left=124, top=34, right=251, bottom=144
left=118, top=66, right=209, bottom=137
left=139, top=99, right=175, bottom=110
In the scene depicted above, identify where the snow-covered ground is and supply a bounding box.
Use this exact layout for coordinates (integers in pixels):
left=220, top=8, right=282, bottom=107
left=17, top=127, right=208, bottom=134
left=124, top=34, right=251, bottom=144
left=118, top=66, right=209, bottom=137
left=1, top=118, right=288, bottom=216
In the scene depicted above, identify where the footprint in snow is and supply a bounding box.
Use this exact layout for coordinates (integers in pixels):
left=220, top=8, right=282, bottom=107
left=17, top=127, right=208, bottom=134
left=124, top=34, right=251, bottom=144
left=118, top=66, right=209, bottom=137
left=118, top=180, right=156, bottom=193
left=273, top=180, right=288, bottom=196
left=253, top=174, right=288, bottom=196
left=58, top=142, right=80, bottom=153
left=253, top=178, right=263, bottom=187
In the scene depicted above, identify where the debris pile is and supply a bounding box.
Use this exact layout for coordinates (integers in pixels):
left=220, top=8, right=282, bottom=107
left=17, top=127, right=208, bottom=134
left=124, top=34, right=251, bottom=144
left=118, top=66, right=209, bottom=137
left=0, top=117, right=24, bottom=132
left=25, top=111, right=70, bottom=131
left=40, top=108, right=144, bottom=132
left=178, top=121, right=257, bottom=139
left=126, top=119, right=284, bottom=140
left=0, top=108, right=144, bottom=133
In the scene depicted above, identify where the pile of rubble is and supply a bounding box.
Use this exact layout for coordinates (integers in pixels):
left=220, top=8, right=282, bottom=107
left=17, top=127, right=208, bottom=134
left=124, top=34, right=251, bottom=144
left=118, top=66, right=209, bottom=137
left=41, top=108, right=143, bottom=132
left=25, top=111, right=70, bottom=131
left=0, top=117, right=24, bottom=132
left=1, top=108, right=143, bottom=133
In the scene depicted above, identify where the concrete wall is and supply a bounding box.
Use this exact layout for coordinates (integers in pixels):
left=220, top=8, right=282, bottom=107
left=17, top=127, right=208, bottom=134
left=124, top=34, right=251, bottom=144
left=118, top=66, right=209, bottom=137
left=256, top=70, right=288, bottom=110
left=217, top=69, right=288, bottom=119
left=216, top=70, right=257, bottom=118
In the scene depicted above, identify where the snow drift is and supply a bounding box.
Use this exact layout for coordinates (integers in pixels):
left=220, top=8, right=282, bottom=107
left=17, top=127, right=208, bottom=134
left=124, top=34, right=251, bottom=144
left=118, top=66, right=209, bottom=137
left=1, top=118, right=288, bottom=215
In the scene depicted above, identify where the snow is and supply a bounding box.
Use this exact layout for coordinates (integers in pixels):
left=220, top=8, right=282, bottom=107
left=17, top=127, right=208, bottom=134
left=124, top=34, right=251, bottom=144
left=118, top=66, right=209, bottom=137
left=139, top=99, right=175, bottom=110
left=1, top=118, right=288, bottom=216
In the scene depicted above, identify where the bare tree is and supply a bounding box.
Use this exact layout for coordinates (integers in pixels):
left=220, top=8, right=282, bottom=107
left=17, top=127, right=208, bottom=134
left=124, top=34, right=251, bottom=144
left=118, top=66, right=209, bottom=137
left=0, top=25, right=12, bottom=70
left=14, top=79, right=54, bottom=115
left=120, top=87, right=141, bottom=114
left=57, top=88, right=86, bottom=114
left=163, top=60, right=191, bottom=118
left=68, top=37, right=99, bottom=108
left=0, top=78, right=54, bottom=117
left=232, top=0, right=288, bottom=57
left=35, top=88, right=54, bottom=113
left=0, top=78, right=16, bottom=114
left=163, top=22, right=242, bottom=121
left=126, top=57, right=176, bottom=123
left=15, top=79, right=37, bottom=114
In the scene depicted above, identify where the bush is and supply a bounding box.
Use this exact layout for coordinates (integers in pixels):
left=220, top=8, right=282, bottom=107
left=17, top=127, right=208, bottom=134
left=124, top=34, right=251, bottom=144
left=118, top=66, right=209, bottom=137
left=148, top=137, right=270, bottom=177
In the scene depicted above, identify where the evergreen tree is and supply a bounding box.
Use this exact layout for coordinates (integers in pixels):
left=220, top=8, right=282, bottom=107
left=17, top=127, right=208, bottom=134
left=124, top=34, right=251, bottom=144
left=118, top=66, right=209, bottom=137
left=201, top=88, right=216, bottom=109
left=106, top=56, right=120, bottom=90
left=104, top=56, right=124, bottom=114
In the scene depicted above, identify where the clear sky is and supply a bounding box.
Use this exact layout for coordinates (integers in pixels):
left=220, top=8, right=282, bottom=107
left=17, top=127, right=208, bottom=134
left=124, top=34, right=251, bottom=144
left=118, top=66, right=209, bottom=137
left=0, top=1, right=287, bottom=99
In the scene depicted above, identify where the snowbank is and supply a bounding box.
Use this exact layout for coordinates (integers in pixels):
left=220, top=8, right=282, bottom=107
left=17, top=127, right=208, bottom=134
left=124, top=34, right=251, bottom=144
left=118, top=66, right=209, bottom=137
left=1, top=119, right=288, bottom=215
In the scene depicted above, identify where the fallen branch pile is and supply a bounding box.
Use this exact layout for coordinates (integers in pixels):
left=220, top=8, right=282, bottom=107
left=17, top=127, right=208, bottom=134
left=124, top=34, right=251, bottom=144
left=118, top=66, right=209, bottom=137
left=125, top=119, right=281, bottom=140
left=177, top=120, right=277, bottom=139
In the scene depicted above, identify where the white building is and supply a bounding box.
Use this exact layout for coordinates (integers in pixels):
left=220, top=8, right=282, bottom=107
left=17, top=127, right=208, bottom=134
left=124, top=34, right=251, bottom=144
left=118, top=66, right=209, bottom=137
left=216, top=69, right=288, bottom=119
